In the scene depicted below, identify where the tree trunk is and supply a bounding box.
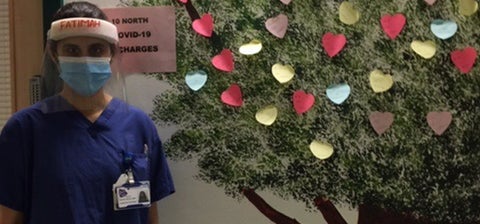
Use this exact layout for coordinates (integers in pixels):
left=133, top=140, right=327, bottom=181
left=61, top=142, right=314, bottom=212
left=357, top=204, right=430, bottom=224
left=242, top=188, right=301, bottom=224
left=313, top=197, right=348, bottom=224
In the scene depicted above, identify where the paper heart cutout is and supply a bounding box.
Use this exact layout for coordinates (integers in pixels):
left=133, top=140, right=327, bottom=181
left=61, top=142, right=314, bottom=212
left=211, top=49, right=234, bottom=72
left=322, top=33, right=347, bottom=58
left=424, top=0, right=436, bottom=5
left=192, top=14, right=214, bottom=38
left=451, top=47, right=477, bottom=74
left=411, top=40, right=436, bottom=59
left=426, top=111, right=452, bottom=135
left=339, top=1, right=360, bottom=25
left=272, top=63, right=295, bottom=83
left=310, top=140, right=334, bottom=160
left=221, top=84, right=243, bottom=107
left=185, top=70, right=208, bottom=91
left=430, top=19, right=458, bottom=40
left=239, top=40, right=262, bottom=55
left=265, top=14, right=288, bottom=38
left=292, top=90, right=315, bottom=115
left=450, top=47, right=477, bottom=74
left=380, top=13, right=406, bottom=40
left=280, top=0, right=292, bottom=5
left=369, top=111, right=394, bottom=135
left=369, top=70, right=393, bottom=93
left=459, top=0, right=478, bottom=16
left=326, top=83, right=351, bottom=105
left=178, top=0, right=188, bottom=3
left=255, top=105, right=278, bottom=126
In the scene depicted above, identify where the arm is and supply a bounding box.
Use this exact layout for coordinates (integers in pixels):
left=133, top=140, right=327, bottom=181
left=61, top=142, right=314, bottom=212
left=0, top=205, right=24, bottom=224
left=147, top=202, right=159, bottom=224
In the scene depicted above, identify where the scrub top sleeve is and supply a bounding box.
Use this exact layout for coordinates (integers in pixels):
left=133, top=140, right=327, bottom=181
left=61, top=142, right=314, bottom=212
left=0, top=117, right=30, bottom=213
left=149, top=133, right=175, bottom=202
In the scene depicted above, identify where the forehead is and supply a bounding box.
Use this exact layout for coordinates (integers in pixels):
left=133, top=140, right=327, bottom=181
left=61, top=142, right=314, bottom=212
left=57, top=36, right=110, bottom=47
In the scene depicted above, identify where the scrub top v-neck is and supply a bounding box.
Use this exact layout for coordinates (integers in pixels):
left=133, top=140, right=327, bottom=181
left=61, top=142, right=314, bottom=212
left=0, top=95, right=175, bottom=224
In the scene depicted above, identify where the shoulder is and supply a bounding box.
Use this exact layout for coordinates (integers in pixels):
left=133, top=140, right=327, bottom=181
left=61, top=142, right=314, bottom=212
left=2, top=95, right=67, bottom=132
left=112, top=98, right=158, bottom=131
left=5, top=101, right=46, bottom=127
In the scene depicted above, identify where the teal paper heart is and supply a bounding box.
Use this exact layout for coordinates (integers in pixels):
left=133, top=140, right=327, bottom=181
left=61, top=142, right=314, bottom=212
left=326, top=83, right=351, bottom=104
left=185, top=70, right=208, bottom=91
left=430, top=19, right=458, bottom=40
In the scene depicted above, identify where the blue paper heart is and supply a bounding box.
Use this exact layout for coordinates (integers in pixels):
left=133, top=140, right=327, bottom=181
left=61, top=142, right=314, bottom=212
left=185, top=70, right=208, bottom=91
left=430, top=19, right=458, bottom=40
left=326, top=83, right=351, bottom=104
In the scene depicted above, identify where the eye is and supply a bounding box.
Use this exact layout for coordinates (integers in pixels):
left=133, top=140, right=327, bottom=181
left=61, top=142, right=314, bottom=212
left=89, top=44, right=109, bottom=57
left=61, top=45, right=81, bottom=56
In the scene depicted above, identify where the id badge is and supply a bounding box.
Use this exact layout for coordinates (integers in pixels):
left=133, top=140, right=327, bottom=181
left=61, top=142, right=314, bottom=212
left=113, top=181, right=151, bottom=210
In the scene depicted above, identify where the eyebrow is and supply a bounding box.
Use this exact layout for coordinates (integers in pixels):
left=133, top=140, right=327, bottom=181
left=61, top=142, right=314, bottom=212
left=61, top=44, right=79, bottom=49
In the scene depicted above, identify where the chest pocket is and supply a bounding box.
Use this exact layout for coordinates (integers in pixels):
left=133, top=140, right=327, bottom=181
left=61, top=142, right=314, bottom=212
left=131, top=152, right=149, bottom=181
left=125, top=134, right=150, bottom=182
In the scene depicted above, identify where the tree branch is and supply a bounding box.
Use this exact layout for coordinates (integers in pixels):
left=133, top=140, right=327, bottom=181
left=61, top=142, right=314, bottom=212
left=313, top=197, right=347, bottom=224
left=242, top=188, right=301, bottom=224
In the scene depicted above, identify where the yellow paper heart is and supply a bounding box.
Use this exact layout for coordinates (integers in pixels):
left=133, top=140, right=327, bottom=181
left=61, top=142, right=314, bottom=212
left=309, top=140, right=334, bottom=160
left=339, top=2, right=360, bottom=25
left=411, top=40, right=436, bottom=59
left=369, top=70, right=393, bottom=93
left=239, top=40, right=263, bottom=55
left=459, top=0, right=478, bottom=16
left=272, top=63, right=295, bottom=83
left=255, top=105, right=278, bottom=126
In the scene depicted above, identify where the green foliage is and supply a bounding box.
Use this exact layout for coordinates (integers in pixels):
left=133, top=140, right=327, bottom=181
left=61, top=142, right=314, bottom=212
left=128, top=0, right=480, bottom=222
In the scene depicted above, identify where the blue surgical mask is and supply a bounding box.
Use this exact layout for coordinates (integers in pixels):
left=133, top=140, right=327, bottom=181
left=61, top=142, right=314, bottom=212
left=58, top=56, right=112, bottom=96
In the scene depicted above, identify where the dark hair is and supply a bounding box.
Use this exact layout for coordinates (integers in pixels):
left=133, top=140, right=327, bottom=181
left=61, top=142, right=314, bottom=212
left=51, top=1, right=107, bottom=22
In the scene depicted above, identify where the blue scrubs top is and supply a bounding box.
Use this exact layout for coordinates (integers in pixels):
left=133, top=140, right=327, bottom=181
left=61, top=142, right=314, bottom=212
left=0, top=95, right=175, bottom=224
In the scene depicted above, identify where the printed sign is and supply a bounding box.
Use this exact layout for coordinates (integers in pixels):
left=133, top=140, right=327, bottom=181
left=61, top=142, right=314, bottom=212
left=103, top=6, right=176, bottom=73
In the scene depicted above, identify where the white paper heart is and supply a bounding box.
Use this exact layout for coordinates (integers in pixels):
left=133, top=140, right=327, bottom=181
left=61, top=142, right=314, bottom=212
left=326, top=83, right=351, bottom=104
left=185, top=70, right=208, bottom=91
left=430, top=19, right=458, bottom=40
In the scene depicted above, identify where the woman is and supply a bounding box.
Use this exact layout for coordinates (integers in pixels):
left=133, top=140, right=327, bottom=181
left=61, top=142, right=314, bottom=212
left=0, top=2, right=174, bottom=224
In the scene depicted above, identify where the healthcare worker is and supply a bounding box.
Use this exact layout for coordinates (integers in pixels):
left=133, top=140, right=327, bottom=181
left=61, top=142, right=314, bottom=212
left=0, top=2, right=175, bottom=224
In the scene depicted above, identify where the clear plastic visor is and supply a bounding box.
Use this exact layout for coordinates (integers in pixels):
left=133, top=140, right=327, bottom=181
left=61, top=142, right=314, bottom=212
left=39, top=37, right=128, bottom=114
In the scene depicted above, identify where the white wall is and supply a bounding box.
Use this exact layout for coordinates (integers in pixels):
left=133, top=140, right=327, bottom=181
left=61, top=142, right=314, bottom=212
left=64, top=1, right=358, bottom=223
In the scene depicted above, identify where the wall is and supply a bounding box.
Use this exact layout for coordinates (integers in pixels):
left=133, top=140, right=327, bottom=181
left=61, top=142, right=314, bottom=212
left=65, top=0, right=358, bottom=223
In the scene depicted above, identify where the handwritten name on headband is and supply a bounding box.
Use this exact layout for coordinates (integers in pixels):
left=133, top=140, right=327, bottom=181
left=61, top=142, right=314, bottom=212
left=59, top=19, right=102, bottom=29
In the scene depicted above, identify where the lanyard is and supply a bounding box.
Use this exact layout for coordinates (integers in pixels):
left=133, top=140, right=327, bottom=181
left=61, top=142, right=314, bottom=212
left=123, top=151, right=135, bottom=184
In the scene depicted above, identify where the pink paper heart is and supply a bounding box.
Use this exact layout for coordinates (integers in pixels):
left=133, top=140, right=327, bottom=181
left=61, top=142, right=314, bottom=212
left=322, top=33, right=347, bottom=58
left=380, top=13, right=406, bottom=40
left=369, top=112, right=394, bottom=135
left=451, top=47, right=477, bottom=74
left=265, top=14, right=288, bottom=38
left=424, top=0, right=436, bottom=5
left=280, top=0, right=292, bottom=5
left=292, top=90, right=315, bottom=115
left=211, top=49, right=234, bottom=72
left=221, top=84, right=243, bottom=107
left=427, top=111, right=452, bottom=135
left=178, top=0, right=188, bottom=3
left=192, top=13, right=214, bottom=37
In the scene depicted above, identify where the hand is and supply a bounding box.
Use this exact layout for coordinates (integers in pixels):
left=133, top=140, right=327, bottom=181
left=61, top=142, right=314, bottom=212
left=148, top=202, right=159, bottom=224
left=0, top=205, right=24, bottom=224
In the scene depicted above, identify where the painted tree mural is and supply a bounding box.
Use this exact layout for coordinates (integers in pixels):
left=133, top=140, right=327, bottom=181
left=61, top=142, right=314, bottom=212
left=126, top=0, right=480, bottom=223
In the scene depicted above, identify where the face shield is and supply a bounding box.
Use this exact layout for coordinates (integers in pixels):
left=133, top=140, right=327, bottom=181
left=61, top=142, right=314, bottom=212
left=40, top=17, right=128, bottom=113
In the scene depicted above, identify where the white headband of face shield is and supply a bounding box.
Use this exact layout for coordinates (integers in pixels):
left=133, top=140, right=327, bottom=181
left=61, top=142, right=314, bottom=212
left=48, top=17, right=119, bottom=44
